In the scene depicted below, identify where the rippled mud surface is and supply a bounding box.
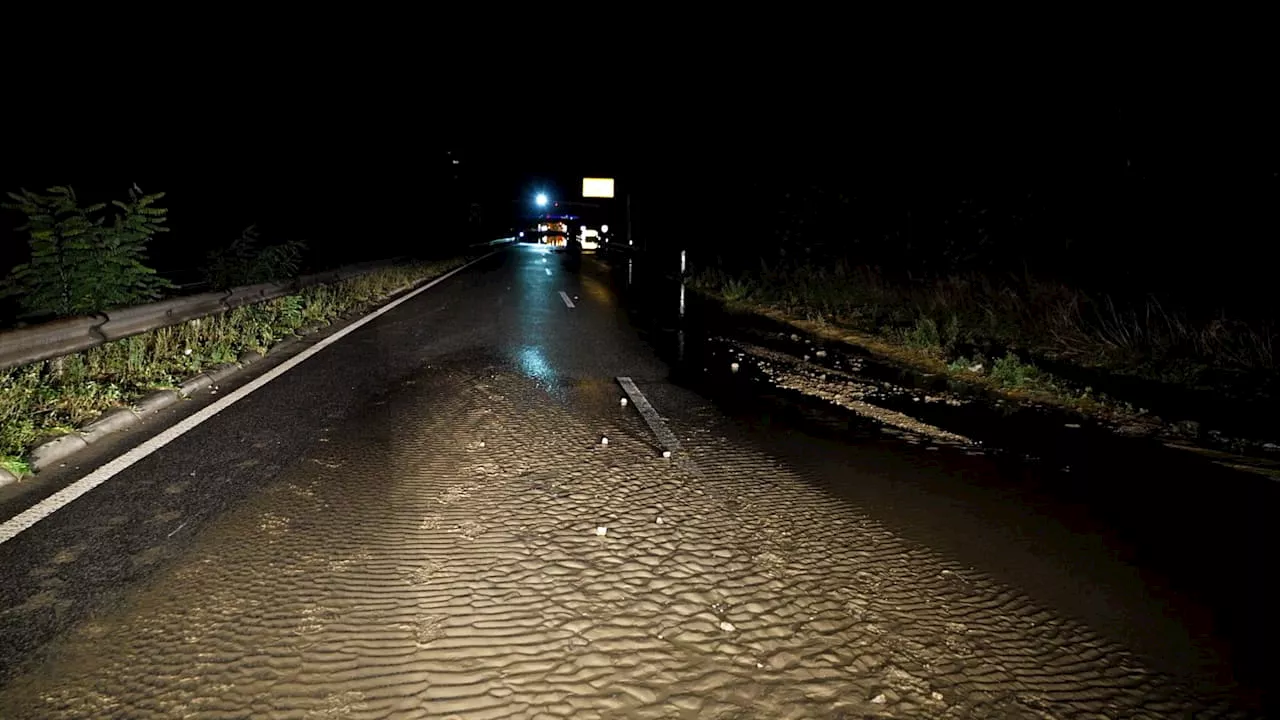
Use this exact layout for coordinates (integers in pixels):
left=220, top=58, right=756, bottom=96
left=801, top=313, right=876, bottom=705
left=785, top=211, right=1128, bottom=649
left=0, top=364, right=1249, bottom=718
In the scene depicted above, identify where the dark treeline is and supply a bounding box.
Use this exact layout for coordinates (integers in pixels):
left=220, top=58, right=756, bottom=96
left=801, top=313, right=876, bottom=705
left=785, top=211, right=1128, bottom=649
left=628, top=94, right=1278, bottom=321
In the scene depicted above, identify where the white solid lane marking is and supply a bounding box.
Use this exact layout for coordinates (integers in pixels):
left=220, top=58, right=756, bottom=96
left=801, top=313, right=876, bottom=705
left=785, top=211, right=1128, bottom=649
left=558, top=291, right=575, bottom=308
left=0, top=253, right=496, bottom=545
left=545, top=268, right=551, bottom=276
left=617, top=377, right=681, bottom=453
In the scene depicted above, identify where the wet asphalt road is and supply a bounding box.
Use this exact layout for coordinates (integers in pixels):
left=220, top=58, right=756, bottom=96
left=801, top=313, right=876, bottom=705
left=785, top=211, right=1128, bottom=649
left=0, top=245, right=1269, bottom=717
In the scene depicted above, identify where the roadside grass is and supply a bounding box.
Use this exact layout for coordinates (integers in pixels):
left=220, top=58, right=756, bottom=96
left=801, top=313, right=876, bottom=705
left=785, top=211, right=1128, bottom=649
left=1, top=455, right=31, bottom=478
left=0, top=258, right=465, bottom=474
left=691, top=260, right=1275, bottom=419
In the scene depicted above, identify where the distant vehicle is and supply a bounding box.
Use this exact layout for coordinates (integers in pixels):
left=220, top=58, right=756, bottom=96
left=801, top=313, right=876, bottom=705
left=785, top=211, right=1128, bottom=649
left=533, top=221, right=569, bottom=247
left=575, top=228, right=600, bottom=252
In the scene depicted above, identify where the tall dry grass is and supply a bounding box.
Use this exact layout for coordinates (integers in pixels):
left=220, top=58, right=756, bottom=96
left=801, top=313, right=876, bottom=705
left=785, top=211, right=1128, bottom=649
left=694, top=259, right=1276, bottom=375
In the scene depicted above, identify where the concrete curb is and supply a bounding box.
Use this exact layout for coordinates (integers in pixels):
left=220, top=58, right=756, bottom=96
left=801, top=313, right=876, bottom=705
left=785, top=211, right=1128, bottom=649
left=30, top=434, right=91, bottom=473
left=26, top=365, right=237, bottom=474
left=80, top=408, right=143, bottom=445
left=178, top=373, right=213, bottom=398
left=134, top=390, right=180, bottom=416
left=268, top=335, right=304, bottom=357
left=206, top=363, right=241, bottom=384
left=0, top=466, right=18, bottom=487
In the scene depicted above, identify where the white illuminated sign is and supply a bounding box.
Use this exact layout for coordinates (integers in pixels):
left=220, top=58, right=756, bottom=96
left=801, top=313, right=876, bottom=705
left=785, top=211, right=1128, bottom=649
left=582, top=177, right=615, bottom=198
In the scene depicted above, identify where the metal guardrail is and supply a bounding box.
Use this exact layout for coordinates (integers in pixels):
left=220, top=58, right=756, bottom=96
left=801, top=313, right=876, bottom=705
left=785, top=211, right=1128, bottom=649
left=469, top=236, right=516, bottom=248
left=0, top=257, right=406, bottom=371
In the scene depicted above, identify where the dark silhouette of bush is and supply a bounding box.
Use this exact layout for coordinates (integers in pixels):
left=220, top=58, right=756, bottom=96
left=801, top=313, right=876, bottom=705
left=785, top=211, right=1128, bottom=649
left=2, top=185, right=173, bottom=318
left=203, top=225, right=307, bottom=290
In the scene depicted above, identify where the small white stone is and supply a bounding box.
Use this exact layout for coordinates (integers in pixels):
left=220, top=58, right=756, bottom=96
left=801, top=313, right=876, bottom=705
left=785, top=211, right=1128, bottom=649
left=719, top=621, right=736, bottom=632
left=871, top=694, right=887, bottom=704
left=620, top=397, right=628, bottom=406
left=183, top=348, right=192, bottom=355
left=595, top=526, right=608, bottom=536
left=1064, top=423, right=1081, bottom=429
left=600, top=437, right=609, bottom=445
left=730, top=362, right=740, bottom=372
left=931, top=691, right=944, bottom=702
left=803, top=355, right=810, bottom=361
left=656, top=516, right=664, bottom=524
left=661, top=450, right=671, bottom=458
left=815, top=350, right=827, bottom=357
left=756, top=662, right=763, bottom=668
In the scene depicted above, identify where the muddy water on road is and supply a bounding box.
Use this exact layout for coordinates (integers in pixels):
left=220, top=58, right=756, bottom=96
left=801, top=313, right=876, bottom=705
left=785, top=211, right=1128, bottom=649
left=0, top=363, right=1244, bottom=718
left=598, top=249, right=1278, bottom=713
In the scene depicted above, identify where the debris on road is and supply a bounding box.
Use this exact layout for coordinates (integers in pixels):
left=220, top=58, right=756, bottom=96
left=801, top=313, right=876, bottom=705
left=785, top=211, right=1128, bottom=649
left=719, top=621, right=736, bottom=632
left=595, top=526, right=608, bottom=536
left=722, top=340, right=974, bottom=446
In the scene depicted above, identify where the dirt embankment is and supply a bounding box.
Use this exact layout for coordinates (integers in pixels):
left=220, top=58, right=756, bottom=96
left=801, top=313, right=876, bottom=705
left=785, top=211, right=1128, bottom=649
left=699, top=297, right=1280, bottom=481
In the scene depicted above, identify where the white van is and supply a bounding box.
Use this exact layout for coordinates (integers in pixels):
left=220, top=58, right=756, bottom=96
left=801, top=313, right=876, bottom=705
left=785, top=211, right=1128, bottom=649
left=576, top=228, right=601, bottom=251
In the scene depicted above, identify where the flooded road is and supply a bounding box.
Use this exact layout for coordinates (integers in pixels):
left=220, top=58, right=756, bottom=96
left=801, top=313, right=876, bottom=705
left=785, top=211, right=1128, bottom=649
left=0, top=245, right=1269, bottom=717
left=604, top=247, right=1279, bottom=711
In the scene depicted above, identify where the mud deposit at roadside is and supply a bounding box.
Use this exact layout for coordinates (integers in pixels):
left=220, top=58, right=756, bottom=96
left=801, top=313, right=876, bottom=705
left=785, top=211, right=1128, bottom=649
left=716, top=338, right=975, bottom=447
